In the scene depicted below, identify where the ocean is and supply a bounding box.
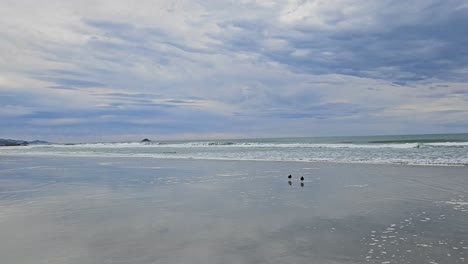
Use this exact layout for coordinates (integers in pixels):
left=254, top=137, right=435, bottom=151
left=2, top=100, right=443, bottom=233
left=1, top=133, right=468, bottom=166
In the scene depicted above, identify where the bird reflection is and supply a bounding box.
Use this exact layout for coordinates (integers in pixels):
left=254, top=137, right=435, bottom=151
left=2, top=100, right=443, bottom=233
left=286, top=174, right=305, bottom=187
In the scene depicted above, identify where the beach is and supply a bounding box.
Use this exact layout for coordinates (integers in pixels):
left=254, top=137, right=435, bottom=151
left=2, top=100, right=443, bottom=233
left=1, top=156, right=467, bottom=264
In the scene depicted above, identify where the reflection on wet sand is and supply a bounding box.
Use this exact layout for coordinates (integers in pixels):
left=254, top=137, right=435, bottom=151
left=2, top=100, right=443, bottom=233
left=0, top=156, right=467, bottom=264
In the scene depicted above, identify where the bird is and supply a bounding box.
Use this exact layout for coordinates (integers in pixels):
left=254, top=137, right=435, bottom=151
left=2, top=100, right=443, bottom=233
left=300, top=176, right=304, bottom=181
left=288, top=174, right=292, bottom=179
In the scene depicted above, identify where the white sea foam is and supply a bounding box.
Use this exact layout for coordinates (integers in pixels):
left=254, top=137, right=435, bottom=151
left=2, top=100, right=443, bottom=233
left=8, top=140, right=467, bottom=150
left=345, top=184, right=369, bottom=188
left=441, top=201, right=468, bottom=206
left=172, top=142, right=421, bottom=149
left=216, top=173, right=248, bottom=177
left=17, top=142, right=424, bottom=149
left=1, top=138, right=468, bottom=166
left=424, top=142, right=468, bottom=147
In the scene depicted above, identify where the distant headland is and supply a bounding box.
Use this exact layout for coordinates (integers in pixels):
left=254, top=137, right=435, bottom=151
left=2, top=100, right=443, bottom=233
left=0, top=139, right=49, bottom=147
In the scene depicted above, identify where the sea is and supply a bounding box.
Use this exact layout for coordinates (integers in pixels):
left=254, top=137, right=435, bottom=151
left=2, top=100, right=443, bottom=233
left=1, top=133, right=468, bottom=166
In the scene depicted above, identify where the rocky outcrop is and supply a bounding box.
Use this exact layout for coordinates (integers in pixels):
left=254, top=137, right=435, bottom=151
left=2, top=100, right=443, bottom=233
left=0, top=139, right=48, bottom=146
left=0, top=139, right=28, bottom=146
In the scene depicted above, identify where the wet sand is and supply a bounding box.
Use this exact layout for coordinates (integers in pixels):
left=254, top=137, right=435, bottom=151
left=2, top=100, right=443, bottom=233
left=0, top=156, right=467, bottom=264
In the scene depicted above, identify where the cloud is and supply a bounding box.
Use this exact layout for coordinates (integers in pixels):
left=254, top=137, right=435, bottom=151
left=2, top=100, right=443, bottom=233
left=0, top=105, right=33, bottom=117
left=0, top=0, right=467, bottom=141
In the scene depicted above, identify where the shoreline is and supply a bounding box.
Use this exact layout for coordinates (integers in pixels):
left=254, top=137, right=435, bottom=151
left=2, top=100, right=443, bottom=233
left=1, top=153, right=467, bottom=168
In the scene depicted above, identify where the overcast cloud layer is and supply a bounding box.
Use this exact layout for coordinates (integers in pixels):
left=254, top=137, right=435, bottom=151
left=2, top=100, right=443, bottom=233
left=1, top=0, right=467, bottom=142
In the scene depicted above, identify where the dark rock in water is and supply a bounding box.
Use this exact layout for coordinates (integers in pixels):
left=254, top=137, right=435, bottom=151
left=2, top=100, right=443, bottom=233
left=3, top=142, right=27, bottom=146
left=141, top=138, right=151, bottom=142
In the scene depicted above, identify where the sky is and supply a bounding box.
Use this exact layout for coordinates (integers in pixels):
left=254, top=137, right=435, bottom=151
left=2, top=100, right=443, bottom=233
left=1, top=0, right=468, bottom=142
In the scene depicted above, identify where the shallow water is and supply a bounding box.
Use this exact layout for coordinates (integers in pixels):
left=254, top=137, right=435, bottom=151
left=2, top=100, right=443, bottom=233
left=0, top=156, right=467, bottom=264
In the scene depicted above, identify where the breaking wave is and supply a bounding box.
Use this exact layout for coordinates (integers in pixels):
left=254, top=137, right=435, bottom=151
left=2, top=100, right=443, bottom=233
left=29, top=141, right=467, bottom=149
left=1, top=138, right=467, bottom=166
